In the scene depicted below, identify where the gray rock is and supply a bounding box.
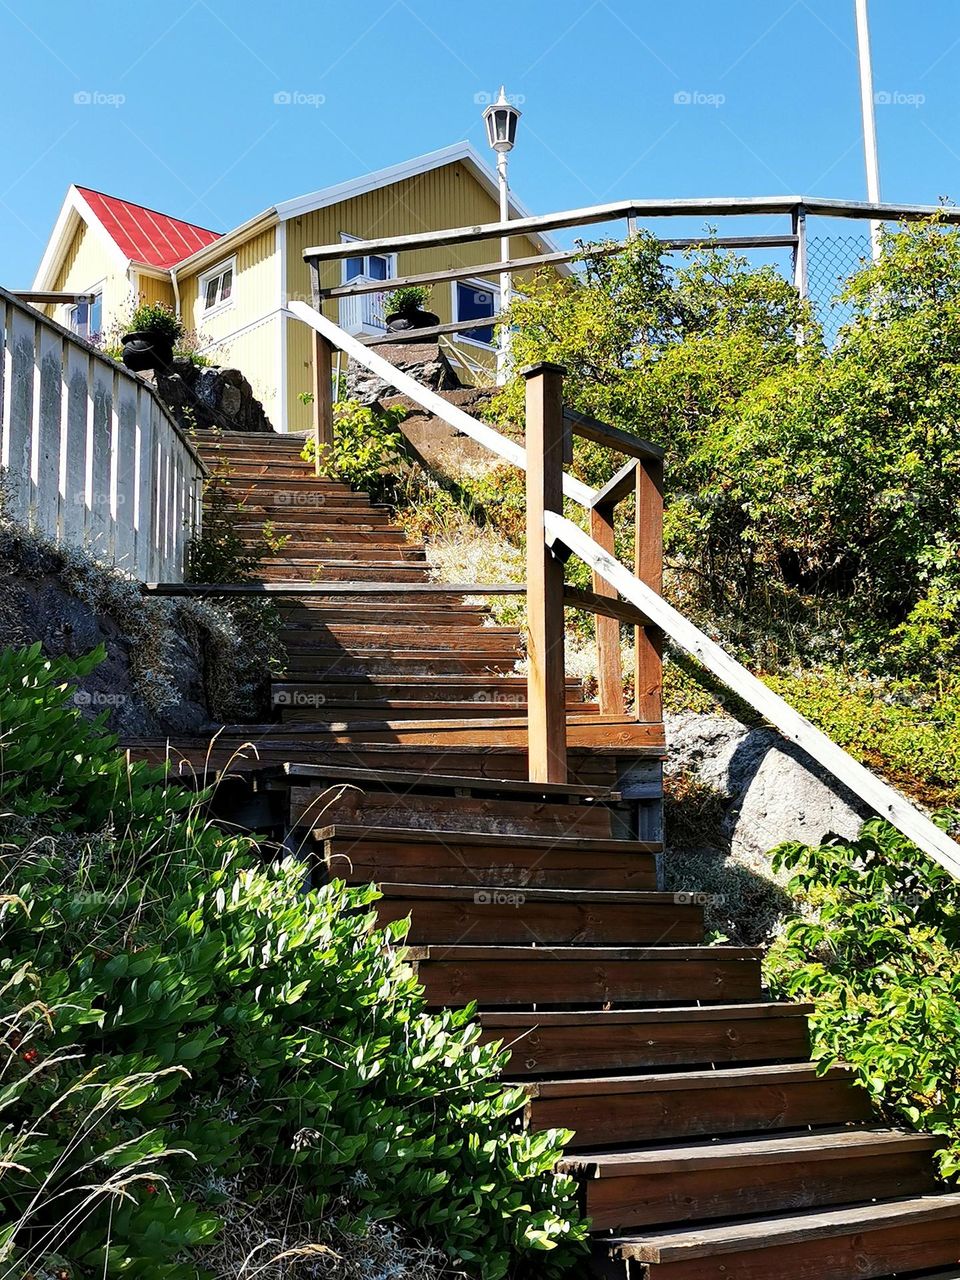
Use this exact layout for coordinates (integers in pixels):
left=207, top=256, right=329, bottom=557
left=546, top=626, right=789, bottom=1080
left=153, top=360, right=274, bottom=433
left=666, top=711, right=868, bottom=860
left=346, top=342, right=462, bottom=407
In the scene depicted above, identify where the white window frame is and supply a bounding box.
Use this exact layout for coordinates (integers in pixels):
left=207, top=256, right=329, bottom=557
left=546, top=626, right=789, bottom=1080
left=450, top=276, right=500, bottom=349
left=64, top=280, right=105, bottom=341
left=339, top=233, right=397, bottom=335
left=198, top=255, right=236, bottom=318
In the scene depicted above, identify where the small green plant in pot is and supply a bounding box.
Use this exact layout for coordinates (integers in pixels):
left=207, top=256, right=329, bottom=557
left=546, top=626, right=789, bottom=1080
left=122, top=300, right=184, bottom=372
left=383, top=284, right=438, bottom=335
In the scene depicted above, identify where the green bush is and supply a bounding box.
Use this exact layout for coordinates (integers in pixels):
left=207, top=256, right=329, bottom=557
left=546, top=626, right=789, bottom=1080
left=766, top=815, right=960, bottom=1178
left=128, top=301, right=183, bottom=342
left=0, top=646, right=586, bottom=1279
left=301, top=400, right=408, bottom=498
left=383, top=285, right=432, bottom=316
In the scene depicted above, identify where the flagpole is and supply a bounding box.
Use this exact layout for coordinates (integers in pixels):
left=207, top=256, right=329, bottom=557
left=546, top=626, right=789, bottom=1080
left=855, top=0, right=883, bottom=260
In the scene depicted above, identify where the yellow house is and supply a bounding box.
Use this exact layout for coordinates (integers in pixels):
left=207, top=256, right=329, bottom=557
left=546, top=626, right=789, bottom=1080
left=32, top=143, right=561, bottom=433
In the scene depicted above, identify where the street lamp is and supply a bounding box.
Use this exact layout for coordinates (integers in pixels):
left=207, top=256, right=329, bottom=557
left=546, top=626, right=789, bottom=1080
left=483, top=86, right=522, bottom=381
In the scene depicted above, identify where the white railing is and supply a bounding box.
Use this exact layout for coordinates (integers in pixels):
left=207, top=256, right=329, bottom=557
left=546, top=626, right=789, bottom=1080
left=0, top=286, right=205, bottom=582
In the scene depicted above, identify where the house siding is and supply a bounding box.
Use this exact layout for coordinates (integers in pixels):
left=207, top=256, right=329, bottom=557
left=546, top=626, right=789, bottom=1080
left=178, top=224, right=282, bottom=425
left=133, top=274, right=176, bottom=311
left=47, top=221, right=130, bottom=332
left=282, top=160, right=545, bottom=431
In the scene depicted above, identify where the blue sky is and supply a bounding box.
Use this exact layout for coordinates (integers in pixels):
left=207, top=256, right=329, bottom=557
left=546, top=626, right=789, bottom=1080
left=1, top=0, right=958, bottom=285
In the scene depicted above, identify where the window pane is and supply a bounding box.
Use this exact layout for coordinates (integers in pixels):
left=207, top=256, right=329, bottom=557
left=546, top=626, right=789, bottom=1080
left=367, top=255, right=389, bottom=281
left=457, top=282, right=496, bottom=344
left=70, top=301, right=89, bottom=337
left=204, top=277, right=219, bottom=309
left=345, top=256, right=364, bottom=280
left=89, top=294, right=102, bottom=338
left=219, top=268, right=233, bottom=302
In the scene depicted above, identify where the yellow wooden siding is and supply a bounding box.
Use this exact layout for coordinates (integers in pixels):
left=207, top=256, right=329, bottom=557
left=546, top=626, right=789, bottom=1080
left=133, top=274, right=175, bottom=310
left=47, top=221, right=130, bottom=329
left=212, top=314, right=282, bottom=428
left=179, top=224, right=277, bottom=341
left=283, top=160, right=546, bottom=430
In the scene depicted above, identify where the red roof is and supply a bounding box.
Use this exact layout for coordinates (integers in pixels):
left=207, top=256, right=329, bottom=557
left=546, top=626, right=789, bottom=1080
left=76, top=186, right=222, bottom=269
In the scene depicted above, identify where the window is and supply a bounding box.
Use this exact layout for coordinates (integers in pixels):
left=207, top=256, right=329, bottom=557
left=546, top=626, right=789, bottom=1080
left=454, top=279, right=498, bottom=346
left=199, top=258, right=235, bottom=313
left=339, top=235, right=396, bottom=334
left=69, top=291, right=102, bottom=340
left=344, top=252, right=390, bottom=282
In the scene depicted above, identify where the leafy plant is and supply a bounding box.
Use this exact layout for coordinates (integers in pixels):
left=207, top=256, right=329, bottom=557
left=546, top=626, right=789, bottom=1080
left=0, top=646, right=587, bottom=1278
left=384, top=284, right=432, bottom=316
left=128, top=300, right=183, bottom=342
left=766, top=814, right=960, bottom=1178
left=301, top=399, right=408, bottom=497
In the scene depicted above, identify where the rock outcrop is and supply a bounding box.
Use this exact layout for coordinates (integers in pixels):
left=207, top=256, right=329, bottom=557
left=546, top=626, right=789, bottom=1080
left=154, top=359, right=275, bottom=434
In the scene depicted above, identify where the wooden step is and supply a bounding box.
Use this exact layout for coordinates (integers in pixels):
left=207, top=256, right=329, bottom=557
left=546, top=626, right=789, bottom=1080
left=281, top=625, right=523, bottom=648
left=278, top=700, right=597, bottom=723
left=264, top=546, right=428, bottom=562
left=567, top=1128, right=940, bottom=1231
left=259, top=564, right=431, bottom=581
left=527, top=1063, right=872, bottom=1148
left=375, top=884, right=702, bottom=947
left=294, top=787, right=614, bottom=838
left=478, top=1003, right=813, bottom=1075
left=279, top=606, right=489, bottom=626
left=413, top=944, right=763, bottom=1009
left=319, top=826, right=656, bottom=890
left=281, top=654, right=522, bottom=677
left=285, top=762, right=618, bottom=800
left=606, top=1194, right=960, bottom=1280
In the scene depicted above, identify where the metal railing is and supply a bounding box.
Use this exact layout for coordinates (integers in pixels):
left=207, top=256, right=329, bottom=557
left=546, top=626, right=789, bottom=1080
left=1, top=285, right=205, bottom=581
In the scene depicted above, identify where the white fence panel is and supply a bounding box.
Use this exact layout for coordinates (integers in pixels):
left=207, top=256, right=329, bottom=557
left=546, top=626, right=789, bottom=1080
left=0, top=285, right=204, bottom=582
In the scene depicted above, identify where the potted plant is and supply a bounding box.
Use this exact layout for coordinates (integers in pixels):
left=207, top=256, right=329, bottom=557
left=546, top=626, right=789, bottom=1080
left=383, top=285, right=438, bottom=336
left=121, top=301, right=183, bottom=372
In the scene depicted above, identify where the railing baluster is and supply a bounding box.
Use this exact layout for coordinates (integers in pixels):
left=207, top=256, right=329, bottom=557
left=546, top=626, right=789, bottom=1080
left=523, top=362, right=568, bottom=784
left=589, top=501, right=626, bottom=715
left=307, top=256, right=335, bottom=472
left=635, top=456, right=664, bottom=722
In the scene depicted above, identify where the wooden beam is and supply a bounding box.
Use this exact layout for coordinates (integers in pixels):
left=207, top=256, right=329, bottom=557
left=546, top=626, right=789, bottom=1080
left=142, top=581, right=527, bottom=597
left=311, top=332, right=334, bottom=465
left=359, top=314, right=505, bottom=345
left=302, top=195, right=960, bottom=262
left=589, top=459, right=640, bottom=512
left=635, top=457, right=665, bottom=722
left=564, top=409, right=663, bottom=462
left=586, top=508, right=627, bottom=716
left=563, top=585, right=653, bottom=628
left=545, top=508, right=960, bottom=883
left=524, top=362, right=568, bottom=784
left=12, top=290, right=98, bottom=305
left=317, top=236, right=801, bottom=301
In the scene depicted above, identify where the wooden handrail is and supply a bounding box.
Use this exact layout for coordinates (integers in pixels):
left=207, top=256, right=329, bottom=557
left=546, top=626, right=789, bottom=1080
left=302, top=194, right=960, bottom=262
left=316, top=234, right=799, bottom=300
left=589, top=460, right=640, bottom=511
left=544, top=509, right=960, bottom=881
left=286, top=300, right=597, bottom=507
left=564, top=409, right=663, bottom=462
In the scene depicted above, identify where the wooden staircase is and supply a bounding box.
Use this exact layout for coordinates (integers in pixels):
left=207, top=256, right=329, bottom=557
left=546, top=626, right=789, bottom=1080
left=129, top=428, right=960, bottom=1279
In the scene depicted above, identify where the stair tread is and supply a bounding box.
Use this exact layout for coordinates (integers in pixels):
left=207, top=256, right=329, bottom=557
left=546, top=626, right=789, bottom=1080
left=317, top=823, right=659, bottom=852
left=413, top=944, right=760, bottom=963
left=608, top=1194, right=960, bottom=1263
left=530, top=1061, right=847, bottom=1097
left=376, top=884, right=682, bottom=904
left=286, top=763, right=616, bottom=798
left=480, top=1001, right=814, bottom=1026
left=565, top=1127, right=941, bottom=1177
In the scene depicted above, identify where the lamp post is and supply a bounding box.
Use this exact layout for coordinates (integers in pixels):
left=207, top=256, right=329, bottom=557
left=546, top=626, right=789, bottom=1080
left=483, top=86, right=522, bottom=381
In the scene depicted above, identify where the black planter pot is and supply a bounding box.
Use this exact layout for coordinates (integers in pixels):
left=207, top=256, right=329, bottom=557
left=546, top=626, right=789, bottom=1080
left=384, top=308, right=440, bottom=341
left=121, top=330, right=176, bottom=372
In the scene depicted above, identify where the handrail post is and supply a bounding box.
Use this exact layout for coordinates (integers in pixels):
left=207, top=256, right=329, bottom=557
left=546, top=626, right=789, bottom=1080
left=589, top=500, right=626, bottom=715
left=523, top=362, right=568, bottom=783
left=635, top=456, right=664, bottom=722
left=308, top=256, right=335, bottom=474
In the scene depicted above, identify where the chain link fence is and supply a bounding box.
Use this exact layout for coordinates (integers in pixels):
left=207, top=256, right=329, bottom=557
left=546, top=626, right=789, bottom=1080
left=807, top=233, right=873, bottom=346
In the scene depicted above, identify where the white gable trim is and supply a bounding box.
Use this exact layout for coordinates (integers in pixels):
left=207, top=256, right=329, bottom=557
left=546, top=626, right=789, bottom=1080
left=32, top=185, right=132, bottom=291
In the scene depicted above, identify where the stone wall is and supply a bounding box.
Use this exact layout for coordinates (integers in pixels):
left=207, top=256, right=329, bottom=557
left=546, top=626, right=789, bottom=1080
left=154, top=359, right=275, bottom=434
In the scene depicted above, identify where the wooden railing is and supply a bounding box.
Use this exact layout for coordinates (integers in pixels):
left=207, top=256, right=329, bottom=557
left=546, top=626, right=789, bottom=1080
left=288, top=296, right=960, bottom=882
left=1, top=286, right=205, bottom=581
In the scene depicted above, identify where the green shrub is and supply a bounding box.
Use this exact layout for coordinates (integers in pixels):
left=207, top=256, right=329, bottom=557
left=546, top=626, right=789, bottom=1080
left=0, top=646, right=586, bottom=1279
left=128, top=301, right=183, bottom=342
left=766, top=815, right=960, bottom=1178
left=383, top=284, right=432, bottom=316
left=301, top=400, right=408, bottom=498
